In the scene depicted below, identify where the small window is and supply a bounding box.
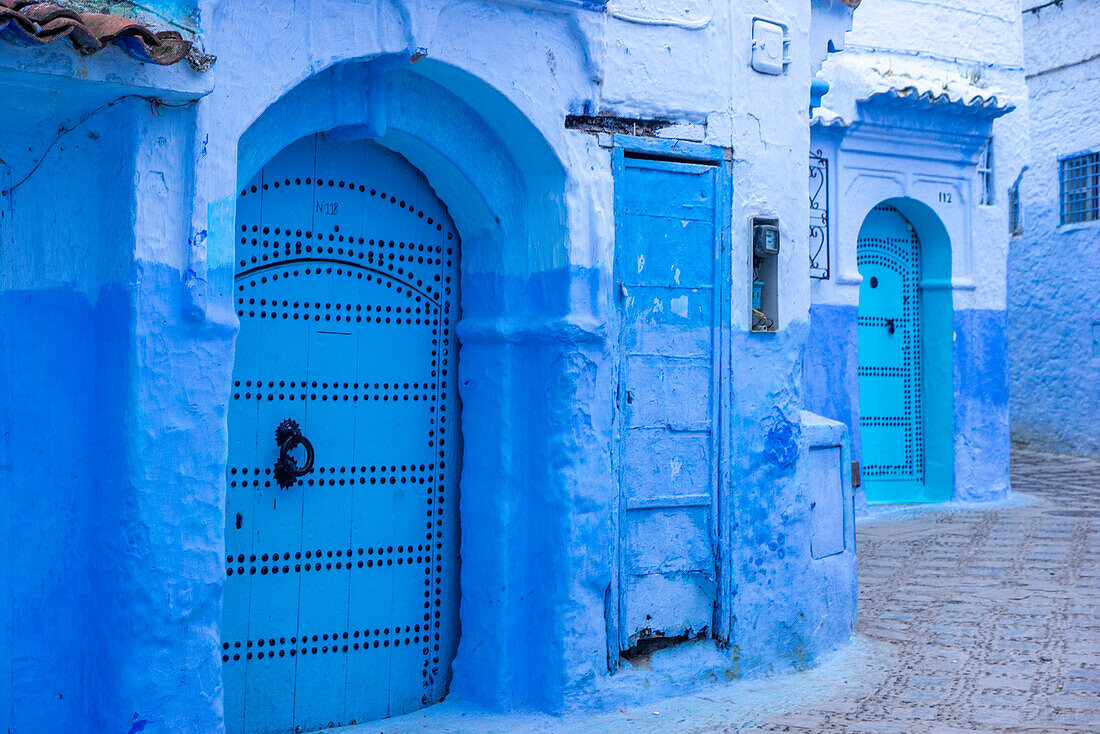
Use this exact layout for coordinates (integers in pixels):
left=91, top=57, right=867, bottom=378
left=1060, top=152, right=1100, bottom=225
left=1008, top=183, right=1022, bottom=236
left=978, top=140, right=994, bottom=206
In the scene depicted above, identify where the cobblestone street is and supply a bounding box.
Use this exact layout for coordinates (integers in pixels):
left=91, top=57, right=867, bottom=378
left=370, top=450, right=1100, bottom=733
left=743, top=449, right=1100, bottom=733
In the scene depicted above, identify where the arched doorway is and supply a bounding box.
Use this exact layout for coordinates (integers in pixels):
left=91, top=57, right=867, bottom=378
left=222, top=134, right=461, bottom=732
left=856, top=200, right=952, bottom=504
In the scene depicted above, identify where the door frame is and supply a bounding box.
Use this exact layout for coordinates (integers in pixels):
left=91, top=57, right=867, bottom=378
left=607, top=135, right=733, bottom=667
left=221, top=56, right=580, bottom=716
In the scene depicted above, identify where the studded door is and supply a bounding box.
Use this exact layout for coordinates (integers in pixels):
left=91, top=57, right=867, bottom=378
left=223, top=135, right=461, bottom=734
left=857, top=204, right=923, bottom=503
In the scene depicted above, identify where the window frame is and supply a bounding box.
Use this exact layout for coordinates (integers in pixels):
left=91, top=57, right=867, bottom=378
left=978, top=140, right=994, bottom=207
left=1059, top=151, right=1100, bottom=226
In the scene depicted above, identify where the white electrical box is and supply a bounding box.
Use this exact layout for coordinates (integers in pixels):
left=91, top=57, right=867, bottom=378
left=751, top=18, right=789, bottom=76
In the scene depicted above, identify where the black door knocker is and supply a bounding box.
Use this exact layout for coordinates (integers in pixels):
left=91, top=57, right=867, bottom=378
left=274, top=419, right=315, bottom=489
left=885, top=318, right=896, bottom=335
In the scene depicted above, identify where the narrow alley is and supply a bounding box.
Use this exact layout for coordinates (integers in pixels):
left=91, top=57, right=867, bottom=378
left=748, top=450, right=1100, bottom=732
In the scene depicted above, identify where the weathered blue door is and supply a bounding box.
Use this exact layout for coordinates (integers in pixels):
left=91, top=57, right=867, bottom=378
left=857, top=204, right=923, bottom=503
left=223, top=135, right=461, bottom=733
left=612, top=146, right=725, bottom=652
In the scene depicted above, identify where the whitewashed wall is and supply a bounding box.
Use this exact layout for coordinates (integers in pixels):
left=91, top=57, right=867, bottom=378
left=806, top=0, right=1029, bottom=502
left=1012, top=0, right=1100, bottom=457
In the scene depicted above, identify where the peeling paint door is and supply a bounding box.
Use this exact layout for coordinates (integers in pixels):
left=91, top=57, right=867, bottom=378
left=857, top=204, right=923, bottom=503
left=223, top=135, right=461, bottom=733
left=612, top=145, right=725, bottom=653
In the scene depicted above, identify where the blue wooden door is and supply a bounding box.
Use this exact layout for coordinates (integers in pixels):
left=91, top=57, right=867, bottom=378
left=223, top=135, right=461, bottom=733
left=857, top=204, right=923, bottom=503
left=613, top=149, right=723, bottom=652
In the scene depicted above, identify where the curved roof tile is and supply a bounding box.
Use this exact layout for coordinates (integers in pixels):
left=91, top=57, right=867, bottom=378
left=865, top=85, right=1015, bottom=115
left=0, top=0, right=199, bottom=68
left=858, top=70, right=1016, bottom=118
left=811, top=106, right=851, bottom=128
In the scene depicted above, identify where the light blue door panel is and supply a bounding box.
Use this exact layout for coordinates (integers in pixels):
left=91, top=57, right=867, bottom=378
left=622, top=572, right=717, bottom=641
left=620, top=216, right=716, bottom=286
left=614, top=148, right=723, bottom=651
left=623, top=355, right=712, bottom=430
left=862, top=423, right=909, bottom=469
left=619, top=161, right=716, bottom=220
left=859, top=374, right=907, bottom=416
left=225, top=135, right=461, bottom=733
left=620, top=432, right=711, bottom=506
left=857, top=205, right=924, bottom=502
left=623, top=508, right=714, bottom=573
left=618, top=287, right=713, bottom=356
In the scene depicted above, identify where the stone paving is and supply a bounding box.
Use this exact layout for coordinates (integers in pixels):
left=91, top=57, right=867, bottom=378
left=743, top=449, right=1100, bottom=734
left=350, top=449, right=1100, bottom=733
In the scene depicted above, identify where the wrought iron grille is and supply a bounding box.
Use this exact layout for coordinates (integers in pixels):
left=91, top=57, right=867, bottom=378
left=809, top=150, right=830, bottom=280
left=1060, top=152, right=1099, bottom=225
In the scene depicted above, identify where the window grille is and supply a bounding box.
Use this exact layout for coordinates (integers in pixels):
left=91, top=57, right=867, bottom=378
left=1060, top=152, right=1100, bottom=225
left=809, top=150, right=830, bottom=280
left=1008, top=183, right=1022, bottom=236
left=978, top=141, right=994, bottom=206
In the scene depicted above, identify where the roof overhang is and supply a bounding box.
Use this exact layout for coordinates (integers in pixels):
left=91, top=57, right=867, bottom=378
left=859, top=86, right=1016, bottom=120
left=0, top=0, right=204, bottom=69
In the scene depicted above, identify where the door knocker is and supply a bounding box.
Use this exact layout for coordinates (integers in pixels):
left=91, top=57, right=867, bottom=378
left=885, top=318, right=896, bottom=335
left=274, top=419, right=315, bottom=489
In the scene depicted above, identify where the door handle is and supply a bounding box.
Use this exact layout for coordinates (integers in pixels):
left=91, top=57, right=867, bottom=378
left=274, top=419, right=315, bottom=489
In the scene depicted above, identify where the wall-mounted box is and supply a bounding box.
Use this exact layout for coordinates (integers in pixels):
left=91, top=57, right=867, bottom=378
left=751, top=217, right=780, bottom=332
left=751, top=18, right=790, bottom=76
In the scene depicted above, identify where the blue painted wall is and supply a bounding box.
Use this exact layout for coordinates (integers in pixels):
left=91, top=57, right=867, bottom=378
left=1, top=285, right=123, bottom=730
left=724, top=324, right=857, bottom=678
left=804, top=304, right=860, bottom=460
left=0, top=103, right=137, bottom=732
left=0, top=0, right=860, bottom=729
left=953, top=309, right=1010, bottom=501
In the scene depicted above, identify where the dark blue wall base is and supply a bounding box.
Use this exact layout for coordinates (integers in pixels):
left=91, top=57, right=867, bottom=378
left=805, top=304, right=1010, bottom=504
left=0, top=285, right=128, bottom=731
left=804, top=304, right=860, bottom=458
left=953, top=308, right=1010, bottom=502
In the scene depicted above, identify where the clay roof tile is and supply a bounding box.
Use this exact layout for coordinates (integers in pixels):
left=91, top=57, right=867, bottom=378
left=0, top=0, right=198, bottom=67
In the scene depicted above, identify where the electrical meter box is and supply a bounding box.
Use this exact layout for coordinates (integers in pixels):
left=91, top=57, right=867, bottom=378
left=750, top=217, right=780, bottom=333
left=753, top=222, right=780, bottom=257
left=751, top=18, right=789, bottom=76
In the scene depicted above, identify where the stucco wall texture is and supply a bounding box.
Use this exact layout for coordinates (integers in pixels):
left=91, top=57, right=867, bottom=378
left=807, top=0, right=1028, bottom=504
left=1011, top=0, right=1100, bottom=458
left=0, top=0, right=859, bottom=732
